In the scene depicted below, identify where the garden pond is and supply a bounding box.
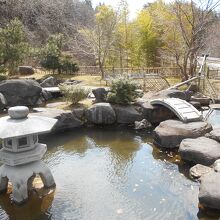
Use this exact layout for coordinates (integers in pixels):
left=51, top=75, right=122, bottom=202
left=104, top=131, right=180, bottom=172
left=0, top=127, right=219, bottom=220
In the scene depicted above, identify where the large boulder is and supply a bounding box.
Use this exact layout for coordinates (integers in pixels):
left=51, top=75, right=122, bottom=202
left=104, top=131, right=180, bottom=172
left=135, top=119, right=152, bottom=130
left=199, top=171, right=220, bottom=210
left=40, top=76, right=57, bottom=88
left=18, top=66, right=34, bottom=75
left=0, top=79, right=42, bottom=106
left=86, top=103, right=116, bottom=125
left=41, top=89, right=53, bottom=101
left=32, top=108, right=83, bottom=131
left=92, top=88, right=108, bottom=103
left=179, top=137, right=220, bottom=166
left=112, top=105, right=143, bottom=124
left=138, top=101, right=176, bottom=124
left=153, top=120, right=212, bottom=148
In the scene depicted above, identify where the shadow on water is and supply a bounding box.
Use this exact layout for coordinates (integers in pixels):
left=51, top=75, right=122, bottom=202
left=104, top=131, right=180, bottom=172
left=0, top=127, right=220, bottom=219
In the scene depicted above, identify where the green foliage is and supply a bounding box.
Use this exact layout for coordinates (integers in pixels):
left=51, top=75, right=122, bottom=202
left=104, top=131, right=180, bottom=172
left=0, top=65, right=7, bottom=75
left=40, top=34, right=64, bottom=73
left=59, top=84, right=90, bottom=104
left=60, top=54, right=79, bottom=74
left=40, top=35, right=79, bottom=74
left=40, top=55, right=60, bottom=73
left=107, top=77, right=140, bottom=104
left=0, top=74, right=7, bottom=81
left=0, top=19, right=30, bottom=75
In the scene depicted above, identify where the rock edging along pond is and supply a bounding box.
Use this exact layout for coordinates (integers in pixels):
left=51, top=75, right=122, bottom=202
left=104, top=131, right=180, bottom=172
left=32, top=106, right=220, bottom=209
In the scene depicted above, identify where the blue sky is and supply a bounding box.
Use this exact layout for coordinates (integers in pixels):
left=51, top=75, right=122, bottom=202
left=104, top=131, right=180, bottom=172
left=92, top=0, right=173, bottom=19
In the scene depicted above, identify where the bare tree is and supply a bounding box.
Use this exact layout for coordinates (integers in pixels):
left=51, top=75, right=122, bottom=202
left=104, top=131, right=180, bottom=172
left=172, top=0, right=220, bottom=80
left=73, top=5, right=118, bottom=79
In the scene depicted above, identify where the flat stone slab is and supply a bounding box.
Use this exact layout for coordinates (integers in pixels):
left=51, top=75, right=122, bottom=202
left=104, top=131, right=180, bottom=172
left=179, top=137, right=220, bottom=166
left=42, top=87, right=60, bottom=93
left=46, top=102, right=66, bottom=108
left=190, top=164, right=212, bottom=179
left=32, top=108, right=83, bottom=131
left=199, top=171, right=220, bottom=210
left=153, top=120, right=212, bottom=148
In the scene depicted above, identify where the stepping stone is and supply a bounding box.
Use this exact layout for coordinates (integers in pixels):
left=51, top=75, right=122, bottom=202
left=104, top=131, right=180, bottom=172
left=153, top=120, right=212, bottom=148
left=199, top=171, right=220, bottom=210
left=179, top=137, right=220, bottom=166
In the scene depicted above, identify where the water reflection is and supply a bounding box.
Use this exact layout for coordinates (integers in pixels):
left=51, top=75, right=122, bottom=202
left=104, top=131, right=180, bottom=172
left=0, top=187, right=55, bottom=220
left=0, top=127, right=219, bottom=219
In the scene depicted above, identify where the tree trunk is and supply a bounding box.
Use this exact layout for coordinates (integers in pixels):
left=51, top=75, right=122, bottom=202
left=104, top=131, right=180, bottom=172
left=98, top=58, right=105, bottom=79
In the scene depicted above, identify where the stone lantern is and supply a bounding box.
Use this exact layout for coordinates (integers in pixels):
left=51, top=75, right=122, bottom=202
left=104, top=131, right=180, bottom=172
left=0, top=106, right=57, bottom=204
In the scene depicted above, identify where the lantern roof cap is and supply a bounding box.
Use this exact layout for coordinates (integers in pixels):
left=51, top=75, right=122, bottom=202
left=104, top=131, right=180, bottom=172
left=0, top=106, right=57, bottom=139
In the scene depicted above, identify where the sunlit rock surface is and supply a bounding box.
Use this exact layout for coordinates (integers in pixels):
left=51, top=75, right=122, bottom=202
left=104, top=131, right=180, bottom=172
left=190, top=164, right=212, bottom=180
left=32, top=108, right=83, bottom=131
left=0, top=79, right=42, bottom=106
left=153, top=120, right=212, bottom=148
left=179, top=137, right=220, bottom=166
left=199, top=171, right=220, bottom=210
left=86, top=103, right=116, bottom=125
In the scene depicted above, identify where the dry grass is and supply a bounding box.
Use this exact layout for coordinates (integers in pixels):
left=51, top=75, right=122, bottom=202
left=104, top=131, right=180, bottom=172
left=19, top=70, right=193, bottom=91
left=21, top=70, right=107, bottom=87
left=166, top=76, right=182, bottom=86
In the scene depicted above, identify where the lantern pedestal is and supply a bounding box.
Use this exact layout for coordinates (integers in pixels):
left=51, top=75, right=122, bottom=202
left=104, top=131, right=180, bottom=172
left=0, top=160, right=55, bottom=204
left=0, top=106, right=57, bottom=205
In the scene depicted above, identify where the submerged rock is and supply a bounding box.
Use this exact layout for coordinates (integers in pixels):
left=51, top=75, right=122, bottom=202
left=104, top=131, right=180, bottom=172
left=199, top=171, right=220, bottom=210
left=153, top=120, right=212, bottom=148
left=32, top=108, right=83, bottom=131
left=179, top=137, right=220, bottom=166
left=86, top=103, right=116, bottom=125
left=0, top=79, right=42, bottom=106
left=190, top=164, right=212, bottom=180
left=135, top=119, right=152, bottom=130
left=112, top=105, right=143, bottom=124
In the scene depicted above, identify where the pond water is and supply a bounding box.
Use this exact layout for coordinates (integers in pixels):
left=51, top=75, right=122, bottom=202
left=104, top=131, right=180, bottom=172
left=0, top=127, right=219, bottom=220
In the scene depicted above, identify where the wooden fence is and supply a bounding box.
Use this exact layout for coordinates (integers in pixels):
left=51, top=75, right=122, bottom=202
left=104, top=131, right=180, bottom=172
left=77, top=66, right=182, bottom=77
left=35, top=65, right=220, bottom=79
